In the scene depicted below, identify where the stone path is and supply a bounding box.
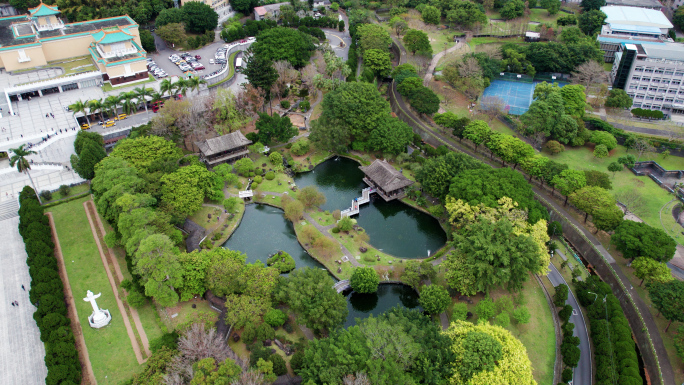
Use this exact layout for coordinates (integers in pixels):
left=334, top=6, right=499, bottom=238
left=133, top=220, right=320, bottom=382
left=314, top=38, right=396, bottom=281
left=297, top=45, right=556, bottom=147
left=0, top=216, right=48, bottom=385
left=83, top=201, right=146, bottom=364
left=423, top=41, right=465, bottom=86
left=46, top=212, right=96, bottom=385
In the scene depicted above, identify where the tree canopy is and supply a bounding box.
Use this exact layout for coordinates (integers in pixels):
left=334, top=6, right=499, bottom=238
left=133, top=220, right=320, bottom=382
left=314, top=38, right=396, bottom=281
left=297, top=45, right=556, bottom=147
left=648, top=280, right=684, bottom=330
left=181, top=1, right=218, bottom=33
left=350, top=267, right=380, bottom=293
left=254, top=113, right=298, bottom=145
left=298, top=308, right=454, bottom=384
left=612, top=220, right=676, bottom=262
left=250, top=27, right=316, bottom=68
left=416, top=152, right=486, bottom=200
left=445, top=320, right=535, bottom=385
left=448, top=167, right=549, bottom=224
left=110, top=135, right=182, bottom=172
left=275, top=267, right=347, bottom=332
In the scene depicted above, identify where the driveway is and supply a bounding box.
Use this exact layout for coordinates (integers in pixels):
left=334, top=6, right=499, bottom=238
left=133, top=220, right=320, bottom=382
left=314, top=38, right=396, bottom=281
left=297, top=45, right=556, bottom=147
left=546, top=262, right=592, bottom=385
left=324, top=29, right=351, bottom=62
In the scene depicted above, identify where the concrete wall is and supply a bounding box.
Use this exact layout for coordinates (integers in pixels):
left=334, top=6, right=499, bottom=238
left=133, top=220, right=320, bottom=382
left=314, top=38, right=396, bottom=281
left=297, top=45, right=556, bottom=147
left=40, top=34, right=93, bottom=61
left=0, top=46, right=47, bottom=71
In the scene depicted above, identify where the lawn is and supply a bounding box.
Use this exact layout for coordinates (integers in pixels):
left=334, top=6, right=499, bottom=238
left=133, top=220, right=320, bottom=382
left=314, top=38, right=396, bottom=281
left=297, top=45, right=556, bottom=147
left=292, top=221, right=350, bottom=279
left=48, top=197, right=140, bottom=385
left=548, top=144, right=684, bottom=245
left=188, top=205, right=223, bottom=230
left=160, top=300, right=218, bottom=331
left=43, top=183, right=91, bottom=204
left=55, top=56, right=97, bottom=75
left=309, top=209, right=336, bottom=227
left=256, top=172, right=297, bottom=195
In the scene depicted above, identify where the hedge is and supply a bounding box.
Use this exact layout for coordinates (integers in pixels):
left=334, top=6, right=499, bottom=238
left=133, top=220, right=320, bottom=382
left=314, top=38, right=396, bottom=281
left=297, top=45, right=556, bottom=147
left=576, top=276, right=642, bottom=385
left=19, top=186, right=81, bottom=385
left=631, top=108, right=665, bottom=120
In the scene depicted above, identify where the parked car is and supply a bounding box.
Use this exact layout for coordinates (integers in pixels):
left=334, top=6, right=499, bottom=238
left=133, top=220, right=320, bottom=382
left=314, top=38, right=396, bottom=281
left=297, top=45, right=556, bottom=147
left=195, top=55, right=201, bottom=60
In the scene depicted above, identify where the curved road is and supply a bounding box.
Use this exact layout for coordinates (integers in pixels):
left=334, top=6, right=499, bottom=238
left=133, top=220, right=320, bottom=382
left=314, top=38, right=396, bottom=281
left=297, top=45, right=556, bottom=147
left=547, top=261, right=592, bottom=385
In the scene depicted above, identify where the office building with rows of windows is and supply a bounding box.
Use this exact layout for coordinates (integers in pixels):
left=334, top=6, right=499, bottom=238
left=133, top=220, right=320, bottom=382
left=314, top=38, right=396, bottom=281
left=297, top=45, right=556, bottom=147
left=610, top=42, right=684, bottom=115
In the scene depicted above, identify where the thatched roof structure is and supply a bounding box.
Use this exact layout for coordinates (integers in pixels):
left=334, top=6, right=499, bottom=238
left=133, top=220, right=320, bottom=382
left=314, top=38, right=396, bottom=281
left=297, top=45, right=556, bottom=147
left=195, top=131, right=251, bottom=157
left=360, top=160, right=413, bottom=192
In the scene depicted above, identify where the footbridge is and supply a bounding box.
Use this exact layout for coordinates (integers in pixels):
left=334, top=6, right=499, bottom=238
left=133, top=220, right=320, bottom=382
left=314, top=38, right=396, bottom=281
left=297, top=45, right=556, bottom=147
left=333, top=280, right=351, bottom=293
left=340, top=187, right=374, bottom=217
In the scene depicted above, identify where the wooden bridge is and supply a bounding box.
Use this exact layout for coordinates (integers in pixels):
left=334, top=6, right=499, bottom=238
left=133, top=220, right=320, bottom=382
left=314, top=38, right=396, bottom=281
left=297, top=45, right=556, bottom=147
left=333, top=280, right=351, bottom=293
left=340, top=187, right=374, bottom=217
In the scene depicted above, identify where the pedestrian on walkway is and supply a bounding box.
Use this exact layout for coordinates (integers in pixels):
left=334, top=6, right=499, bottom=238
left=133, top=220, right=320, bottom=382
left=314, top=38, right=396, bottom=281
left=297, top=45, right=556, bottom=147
left=21, top=285, right=25, bottom=291
left=11, top=302, right=14, bottom=307
left=14, top=301, right=18, bottom=306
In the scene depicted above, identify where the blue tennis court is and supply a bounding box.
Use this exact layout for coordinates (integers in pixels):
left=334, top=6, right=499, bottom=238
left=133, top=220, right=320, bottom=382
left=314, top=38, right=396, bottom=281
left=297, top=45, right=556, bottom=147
left=482, top=79, right=566, bottom=115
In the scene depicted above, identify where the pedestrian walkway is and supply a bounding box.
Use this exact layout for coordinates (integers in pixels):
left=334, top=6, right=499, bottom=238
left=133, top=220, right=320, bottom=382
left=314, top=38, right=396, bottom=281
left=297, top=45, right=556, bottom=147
left=340, top=187, right=373, bottom=217
left=0, top=216, right=48, bottom=385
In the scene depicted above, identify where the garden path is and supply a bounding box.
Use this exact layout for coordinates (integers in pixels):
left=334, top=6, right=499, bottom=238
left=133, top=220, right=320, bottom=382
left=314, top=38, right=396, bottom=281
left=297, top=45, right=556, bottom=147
left=423, top=40, right=464, bottom=86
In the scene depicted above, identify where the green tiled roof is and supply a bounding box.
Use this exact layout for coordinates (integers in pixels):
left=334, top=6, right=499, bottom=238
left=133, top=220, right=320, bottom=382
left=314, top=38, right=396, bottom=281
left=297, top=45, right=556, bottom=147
left=28, top=3, right=60, bottom=17
left=91, top=28, right=134, bottom=44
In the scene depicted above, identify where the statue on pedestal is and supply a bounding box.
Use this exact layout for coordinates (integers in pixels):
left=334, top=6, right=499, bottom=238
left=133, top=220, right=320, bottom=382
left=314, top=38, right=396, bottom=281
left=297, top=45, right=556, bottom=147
left=83, top=290, right=112, bottom=329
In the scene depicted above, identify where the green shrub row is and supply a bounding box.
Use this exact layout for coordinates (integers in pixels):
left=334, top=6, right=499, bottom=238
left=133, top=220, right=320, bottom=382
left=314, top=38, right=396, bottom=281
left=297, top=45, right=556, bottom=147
left=18, top=186, right=82, bottom=385
left=576, top=276, right=642, bottom=385
left=631, top=108, right=665, bottom=120
left=585, top=117, right=683, bottom=151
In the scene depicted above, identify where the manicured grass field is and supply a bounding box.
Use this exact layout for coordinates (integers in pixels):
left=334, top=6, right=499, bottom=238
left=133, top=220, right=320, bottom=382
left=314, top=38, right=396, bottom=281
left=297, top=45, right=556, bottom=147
left=548, top=144, right=684, bottom=244
left=48, top=197, right=140, bottom=385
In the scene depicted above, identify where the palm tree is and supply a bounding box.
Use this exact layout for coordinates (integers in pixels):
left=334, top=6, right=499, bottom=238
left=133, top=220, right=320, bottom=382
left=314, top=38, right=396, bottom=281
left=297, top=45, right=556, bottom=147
left=160, top=78, right=173, bottom=97
left=9, top=145, right=41, bottom=204
left=150, top=91, right=163, bottom=104
left=187, top=76, right=207, bottom=95
left=88, top=98, right=104, bottom=122
left=105, top=95, right=121, bottom=118
left=173, top=77, right=188, bottom=97
left=121, top=91, right=136, bottom=115
left=134, top=85, right=153, bottom=114
left=69, top=99, right=90, bottom=126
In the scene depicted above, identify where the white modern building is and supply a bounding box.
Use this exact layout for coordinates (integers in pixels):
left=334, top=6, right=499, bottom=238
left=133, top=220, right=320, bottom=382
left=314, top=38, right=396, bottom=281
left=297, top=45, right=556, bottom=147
left=611, top=42, right=684, bottom=115
left=601, top=6, right=672, bottom=34
left=605, top=0, right=663, bottom=10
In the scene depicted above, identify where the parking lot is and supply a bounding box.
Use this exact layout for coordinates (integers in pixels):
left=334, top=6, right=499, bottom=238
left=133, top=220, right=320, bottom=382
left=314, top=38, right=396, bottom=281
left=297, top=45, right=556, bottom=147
left=148, top=40, right=227, bottom=78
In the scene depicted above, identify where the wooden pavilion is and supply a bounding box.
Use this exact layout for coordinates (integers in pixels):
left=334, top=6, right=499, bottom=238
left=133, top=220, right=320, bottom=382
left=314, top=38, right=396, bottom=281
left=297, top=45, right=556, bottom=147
left=359, top=159, right=414, bottom=201
left=195, top=131, right=252, bottom=167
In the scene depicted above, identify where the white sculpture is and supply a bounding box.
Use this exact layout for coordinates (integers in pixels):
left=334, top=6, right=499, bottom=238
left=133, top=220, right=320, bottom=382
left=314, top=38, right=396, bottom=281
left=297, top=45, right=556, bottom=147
left=83, top=290, right=112, bottom=329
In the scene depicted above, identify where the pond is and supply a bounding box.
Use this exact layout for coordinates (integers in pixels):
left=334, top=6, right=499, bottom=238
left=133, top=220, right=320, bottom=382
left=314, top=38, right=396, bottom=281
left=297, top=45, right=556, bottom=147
left=344, top=283, right=421, bottom=328
left=294, top=157, right=447, bottom=259
left=222, top=204, right=323, bottom=270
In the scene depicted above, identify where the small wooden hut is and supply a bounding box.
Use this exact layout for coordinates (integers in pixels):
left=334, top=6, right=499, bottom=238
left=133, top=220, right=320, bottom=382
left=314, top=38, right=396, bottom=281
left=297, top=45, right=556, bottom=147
left=359, top=159, right=414, bottom=201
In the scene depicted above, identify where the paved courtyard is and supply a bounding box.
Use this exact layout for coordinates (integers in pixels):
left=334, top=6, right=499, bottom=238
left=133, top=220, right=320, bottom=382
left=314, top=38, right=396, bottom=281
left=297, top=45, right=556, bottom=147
left=0, top=214, right=48, bottom=385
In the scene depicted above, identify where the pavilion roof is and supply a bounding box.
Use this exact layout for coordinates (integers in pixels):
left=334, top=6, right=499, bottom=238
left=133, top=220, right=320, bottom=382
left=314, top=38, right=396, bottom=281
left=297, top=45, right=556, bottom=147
left=360, top=159, right=413, bottom=191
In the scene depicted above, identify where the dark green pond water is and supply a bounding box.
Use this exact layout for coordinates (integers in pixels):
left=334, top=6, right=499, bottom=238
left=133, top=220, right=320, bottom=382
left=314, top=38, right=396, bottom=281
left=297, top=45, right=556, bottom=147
left=294, top=157, right=447, bottom=259
left=344, top=284, right=421, bottom=328
left=222, top=204, right=324, bottom=270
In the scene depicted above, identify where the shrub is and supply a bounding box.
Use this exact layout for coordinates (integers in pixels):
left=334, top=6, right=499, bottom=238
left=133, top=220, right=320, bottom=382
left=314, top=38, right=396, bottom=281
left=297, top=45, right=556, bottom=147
left=40, top=190, right=53, bottom=201
left=337, top=216, right=354, bottom=232
left=280, top=100, right=291, bottom=109
left=254, top=175, right=263, bottom=184
left=269, top=151, right=283, bottom=165
left=332, top=209, right=341, bottom=220
left=291, top=139, right=310, bottom=156
left=631, top=108, right=664, bottom=119
left=58, top=185, right=70, bottom=197
left=350, top=267, right=380, bottom=293
left=126, top=291, right=147, bottom=308
left=331, top=226, right=340, bottom=233
left=593, top=144, right=609, bottom=158
left=494, top=312, right=510, bottom=328
left=554, top=284, right=569, bottom=307
left=266, top=251, right=296, bottom=273
left=264, top=309, right=288, bottom=327
left=545, top=140, right=565, bottom=154
left=269, top=353, right=287, bottom=376
left=512, top=306, right=531, bottom=324
left=290, top=350, right=305, bottom=372
left=223, top=197, right=240, bottom=211
left=265, top=171, right=275, bottom=180
left=559, top=304, right=573, bottom=323
left=562, top=368, right=573, bottom=383
left=590, top=131, right=618, bottom=151
left=300, top=100, right=310, bottom=112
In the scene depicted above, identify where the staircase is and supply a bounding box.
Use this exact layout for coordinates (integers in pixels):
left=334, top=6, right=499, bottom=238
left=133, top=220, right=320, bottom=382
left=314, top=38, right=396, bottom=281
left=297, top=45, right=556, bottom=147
left=0, top=198, right=19, bottom=221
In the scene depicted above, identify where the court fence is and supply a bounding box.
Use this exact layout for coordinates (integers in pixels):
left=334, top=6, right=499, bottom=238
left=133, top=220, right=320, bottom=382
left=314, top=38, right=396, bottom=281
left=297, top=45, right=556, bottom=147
left=495, top=72, right=571, bottom=84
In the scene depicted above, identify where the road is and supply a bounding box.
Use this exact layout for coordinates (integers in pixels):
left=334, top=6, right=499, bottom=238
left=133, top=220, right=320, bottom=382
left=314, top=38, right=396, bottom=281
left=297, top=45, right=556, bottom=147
left=547, top=261, right=592, bottom=385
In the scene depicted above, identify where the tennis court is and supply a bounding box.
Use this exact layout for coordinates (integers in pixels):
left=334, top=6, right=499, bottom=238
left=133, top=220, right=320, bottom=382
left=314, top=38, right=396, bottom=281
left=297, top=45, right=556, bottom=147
left=482, top=79, right=566, bottom=115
